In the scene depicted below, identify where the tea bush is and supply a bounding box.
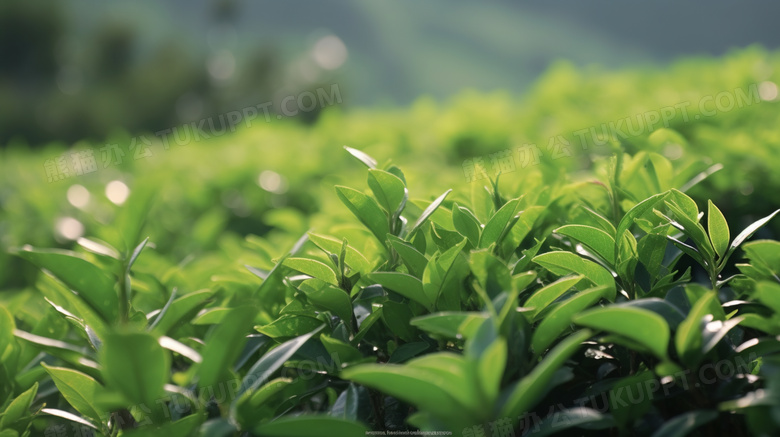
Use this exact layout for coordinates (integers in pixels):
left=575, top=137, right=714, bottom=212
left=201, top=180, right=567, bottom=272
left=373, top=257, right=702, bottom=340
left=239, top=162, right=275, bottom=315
left=1, top=48, right=780, bottom=436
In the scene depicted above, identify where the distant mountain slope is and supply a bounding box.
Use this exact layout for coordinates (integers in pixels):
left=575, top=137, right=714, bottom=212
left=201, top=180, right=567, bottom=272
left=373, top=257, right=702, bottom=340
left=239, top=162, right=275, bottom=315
left=61, top=0, right=780, bottom=106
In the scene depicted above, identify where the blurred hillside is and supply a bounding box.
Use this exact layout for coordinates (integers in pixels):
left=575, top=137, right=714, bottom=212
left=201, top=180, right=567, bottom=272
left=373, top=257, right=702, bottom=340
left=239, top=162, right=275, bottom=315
left=2, top=0, right=780, bottom=145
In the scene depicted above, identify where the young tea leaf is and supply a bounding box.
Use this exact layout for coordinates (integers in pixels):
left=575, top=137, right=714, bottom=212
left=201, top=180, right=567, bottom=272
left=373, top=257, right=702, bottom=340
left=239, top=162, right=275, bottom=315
left=723, top=208, right=780, bottom=265
left=533, top=252, right=616, bottom=301
left=452, top=203, right=482, bottom=247
left=707, top=200, right=730, bottom=259
left=42, top=364, right=106, bottom=425
left=501, top=330, right=592, bottom=421
left=479, top=198, right=520, bottom=249
left=100, top=332, right=169, bottom=407
left=573, top=306, right=670, bottom=360
left=15, top=247, right=119, bottom=322
left=367, top=169, right=407, bottom=215
left=283, top=258, right=340, bottom=286
left=554, top=225, right=616, bottom=266
left=407, top=189, right=453, bottom=239
left=335, top=186, right=390, bottom=245
left=343, top=146, right=377, bottom=169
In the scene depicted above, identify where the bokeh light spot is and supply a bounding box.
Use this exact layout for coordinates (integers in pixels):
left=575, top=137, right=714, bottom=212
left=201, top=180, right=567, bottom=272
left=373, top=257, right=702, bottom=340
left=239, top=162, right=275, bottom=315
left=56, top=217, right=84, bottom=240
left=105, top=180, right=130, bottom=205
left=312, top=35, right=348, bottom=70
left=67, top=184, right=90, bottom=208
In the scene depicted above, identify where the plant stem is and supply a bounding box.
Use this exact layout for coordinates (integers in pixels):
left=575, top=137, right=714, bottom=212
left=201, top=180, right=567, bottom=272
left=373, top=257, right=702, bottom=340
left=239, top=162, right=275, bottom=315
left=119, top=271, right=130, bottom=324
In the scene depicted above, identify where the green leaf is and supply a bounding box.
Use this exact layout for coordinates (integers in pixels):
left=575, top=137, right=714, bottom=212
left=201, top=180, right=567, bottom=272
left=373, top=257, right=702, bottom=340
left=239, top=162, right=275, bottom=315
left=388, top=342, right=429, bottom=363
left=423, top=238, right=469, bottom=310
left=308, top=233, right=372, bottom=274
left=581, top=206, right=617, bottom=236
left=42, top=364, right=105, bottom=425
left=469, top=249, right=512, bottom=299
left=707, top=200, right=730, bottom=259
left=531, top=288, right=605, bottom=353
left=330, top=384, right=362, bottom=420
left=452, top=203, right=482, bottom=247
left=387, top=235, right=428, bottom=278
left=335, top=186, right=390, bottom=245
left=233, top=325, right=323, bottom=403
left=513, top=237, right=546, bottom=273
left=475, top=337, right=506, bottom=404
left=150, top=289, right=215, bottom=335
left=369, top=272, right=432, bottom=310
left=470, top=180, right=494, bottom=223
left=508, top=206, right=545, bottom=252
left=525, top=407, right=615, bottom=437
left=742, top=240, right=780, bottom=281
left=14, top=330, right=98, bottom=371
left=501, top=330, right=591, bottom=420
left=615, top=191, right=668, bottom=257
left=121, top=414, right=204, bottom=437
left=283, top=258, right=339, bottom=286
left=320, top=334, right=362, bottom=363
left=615, top=229, right=639, bottom=284
left=637, top=233, right=668, bottom=280
left=386, top=165, right=407, bottom=184
left=127, top=237, right=149, bottom=272
left=40, top=408, right=98, bottom=430
left=680, top=164, right=723, bottom=193
left=408, top=189, right=453, bottom=238
left=0, top=306, right=14, bottom=359
left=148, top=287, right=178, bottom=331
left=701, top=316, right=744, bottom=357
left=196, top=419, right=237, bottom=437
left=299, top=280, right=352, bottom=323
left=430, top=222, right=464, bottom=252
left=351, top=307, right=383, bottom=345
left=573, top=306, right=670, bottom=360
left=647, top=152, right=674, bottom=192
left=724, top=209, right=780, bottom=264
left=524, top=276, right=583, bottom=320
left=755, top=282, right=780, bottom=314
left=159, top=336, right=202, bottom=363
left=198, top=306, right=256, bottom=390
left=616, top=298, right=686, bottom=330
left=533, top=252, right=616, bottom=301
left=609, top=371, right=655, bottom=426
left=113, top=183, right=155, bottom=253
left=0, top=383, right=37, bottom=429
left=675, top=291, right=721, bottom=368
left=255, top=315, right=322, bottom=339
left=650, top=410, right=718, bottom=437
left=410, top=312, right=489, bottom=339
left=479, top=198, right=520, bottom=249
left=367, top=169, right=407, bottom=215
left=663, top=200, right=716, bottom=262
left=100, top=332, right=168, bottom=407
left=245, top=377, right=293, bottom=410
left=382, top=301, right=417, bottom=342
left=254, top=415, right=367, bottom=437
left=192, top=307, right=232, bottom=325
left=15, top=247, right=118, bottom=321
left=341, top=355, right=479, bottom=429
left=343, top=146, right=377, bottom=169
left=735, top=313, right=780, bottom=335
left=554, top=225, right=616, bottom=266
left=667, top=189, right=700, bottom=220
left=647, top=128, right=688, bottom=150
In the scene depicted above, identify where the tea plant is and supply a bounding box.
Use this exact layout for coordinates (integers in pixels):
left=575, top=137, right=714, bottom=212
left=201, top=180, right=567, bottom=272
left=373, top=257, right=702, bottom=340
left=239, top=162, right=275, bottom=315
left=2, top=141, right=780, bottom=437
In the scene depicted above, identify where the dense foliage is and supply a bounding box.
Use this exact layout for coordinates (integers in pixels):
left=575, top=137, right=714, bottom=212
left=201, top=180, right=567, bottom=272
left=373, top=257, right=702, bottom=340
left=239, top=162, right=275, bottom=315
left=1, top=48, right=780, bottom=436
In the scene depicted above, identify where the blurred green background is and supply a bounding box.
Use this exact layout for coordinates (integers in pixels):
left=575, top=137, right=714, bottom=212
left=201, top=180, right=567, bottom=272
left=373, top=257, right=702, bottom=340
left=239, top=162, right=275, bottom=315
left=1, top=0, right=780, bottom=294
left=3, top=0, right=780, bottom=144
